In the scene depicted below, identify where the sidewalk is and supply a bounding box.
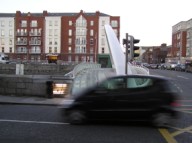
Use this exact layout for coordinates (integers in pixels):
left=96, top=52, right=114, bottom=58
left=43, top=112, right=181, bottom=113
left=0, top=95, right=64, bottom=106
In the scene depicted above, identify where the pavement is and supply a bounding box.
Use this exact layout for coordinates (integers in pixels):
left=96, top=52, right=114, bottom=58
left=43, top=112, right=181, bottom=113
left=0, top=94, right=65, bottom=106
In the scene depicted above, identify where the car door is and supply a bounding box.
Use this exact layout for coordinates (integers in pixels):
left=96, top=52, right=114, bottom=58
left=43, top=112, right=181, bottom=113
left=112, top=76, right=156, bottom=120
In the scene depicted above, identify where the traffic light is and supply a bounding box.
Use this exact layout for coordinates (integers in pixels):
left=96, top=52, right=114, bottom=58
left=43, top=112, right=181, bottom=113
left=130, top=37, right=140, bottom=59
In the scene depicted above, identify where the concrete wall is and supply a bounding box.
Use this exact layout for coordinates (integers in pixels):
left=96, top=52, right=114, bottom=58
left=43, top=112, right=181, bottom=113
left=0, top=63, right=75, bottom=75
left=0, top=74, right=72, bottom=97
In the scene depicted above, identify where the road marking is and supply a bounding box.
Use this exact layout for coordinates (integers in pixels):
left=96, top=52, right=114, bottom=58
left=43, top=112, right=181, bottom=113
left=159, top=129, right=178, bottom=143
left=0, top=119, right=69, bottom=125
left=167, top=125, right=192, bottom=137
left=177, top=76, right=189, bottom=80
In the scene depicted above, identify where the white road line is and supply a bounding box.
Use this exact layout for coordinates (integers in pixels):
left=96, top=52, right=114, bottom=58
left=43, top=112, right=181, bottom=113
left=0, top=119, right=69, bottom=125
left=177, top=76, right=189, bottom=80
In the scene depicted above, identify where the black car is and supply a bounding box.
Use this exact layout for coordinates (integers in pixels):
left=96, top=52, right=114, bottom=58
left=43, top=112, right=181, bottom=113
left=60, top=74, right=180, bottom=127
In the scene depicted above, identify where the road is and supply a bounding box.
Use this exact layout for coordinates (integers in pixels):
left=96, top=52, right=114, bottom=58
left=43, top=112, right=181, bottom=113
left=0, top=69, right=192, bottom=143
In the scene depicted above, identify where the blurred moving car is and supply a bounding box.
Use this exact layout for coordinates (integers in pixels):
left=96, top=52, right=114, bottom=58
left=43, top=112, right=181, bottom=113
left=60, top=74, right=180, bottom=127
left=175, top=64, right=186, bottom=71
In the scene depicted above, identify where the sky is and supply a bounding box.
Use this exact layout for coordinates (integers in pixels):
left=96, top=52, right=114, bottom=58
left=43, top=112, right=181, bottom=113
left=1, top=0, right=192, bottom=46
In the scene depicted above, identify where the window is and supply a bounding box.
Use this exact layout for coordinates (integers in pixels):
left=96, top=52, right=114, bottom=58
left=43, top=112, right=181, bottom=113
left=54, top=39, right=58, bottom=45
left=68, top=38, right=72, bottom=45
left=90, top=47, right=93, bottom=53
left=49, top=21, right=52, bottom=26
left=54, top=47, right=57, bottom=53
left=2, top=47, right=4, bottom=52
left=49, top=38, right=52, bottom=45
left=100, top=77, right=126, bottom=90
left=69, top=29, right=72, bottom=36
left=1, top=21, right=5, bottom=27
left=31, top=20, right=37, bottom=27
left=49, top=47, right=52, bottom=53
left=111, top=20, right=118, bottom=27
left=90, top=29, right=94, bottom=36
left=127, top=78, right=153, bottom=88
left=54, top=21, right=58, bottom=26
left=90, top=38, right=94, bottom=45
left=102, top=20, right=105, bottom=26
left=9, top=47, right=12, bottom=53
left=1, top=38, right=5, bottom=45
left=9, top=29, right=13, bottom=36
left=101, top=38, right=105, bottom=45
left=9, top=21, right=12, bottom=27
left=102, top=47, right=105, bottom=53
left=90, top=21, right=94, bottom=26
left=1, top=30, right=5, bottom=36
left=54, top=29, right=58, bottom=36
left=21, top=20, right=27, bottom=27
left=68, top=47, right=72, bottom=53
left=49, top=29, right=52, bottom=36
left=69, top=21, right=72, bottom=26
left=68, top=55, right=71, bottom=62
left=9, top=39, right=13, bottom=45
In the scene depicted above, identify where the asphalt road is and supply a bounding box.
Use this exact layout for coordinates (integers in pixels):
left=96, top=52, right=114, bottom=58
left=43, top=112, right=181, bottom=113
left=0, top=69, right=192, bottom=143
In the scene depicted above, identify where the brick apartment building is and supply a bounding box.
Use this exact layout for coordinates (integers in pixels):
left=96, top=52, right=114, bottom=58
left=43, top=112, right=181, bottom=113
left=0, top=10, right=120, bottom=67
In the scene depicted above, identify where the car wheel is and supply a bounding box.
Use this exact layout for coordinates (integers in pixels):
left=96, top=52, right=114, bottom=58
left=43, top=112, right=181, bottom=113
left=152, top=112, right=172, bottom=128
left=68, top=110, right=86, bottom=125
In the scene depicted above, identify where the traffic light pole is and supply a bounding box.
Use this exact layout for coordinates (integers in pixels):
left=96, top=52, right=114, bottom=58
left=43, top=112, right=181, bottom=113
left=125, top=33, right=128, bottom=75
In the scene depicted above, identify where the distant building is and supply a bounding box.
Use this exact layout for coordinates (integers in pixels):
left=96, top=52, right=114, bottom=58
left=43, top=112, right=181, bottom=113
left=0, top=10, right=120, bottom=67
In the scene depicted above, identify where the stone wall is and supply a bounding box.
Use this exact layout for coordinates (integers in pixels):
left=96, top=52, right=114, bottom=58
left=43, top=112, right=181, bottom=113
left=0, top=74, right=73, bottom=97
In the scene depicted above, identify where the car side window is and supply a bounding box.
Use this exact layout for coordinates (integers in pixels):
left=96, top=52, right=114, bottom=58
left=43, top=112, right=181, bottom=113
left=99, top=77, right=126, bottom=90
left=127, top=77, right=153, bottom=89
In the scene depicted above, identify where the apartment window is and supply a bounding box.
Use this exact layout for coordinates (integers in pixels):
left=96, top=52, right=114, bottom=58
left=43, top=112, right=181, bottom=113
left=111, top=20, right=118, bottom=27
left=69, top=21, right=72, bottom=26
left=102, top=29, right=105, bottom=35
left=54, top=29, right=58, bottom=36
left=9, top=47, right=12, bottom=53
left=49, top=21, right=52, bottom=26
left=54, top=47, right=57, bottom=53
left=49, top=38, right=52, bottom=45
left=9, top=21, right=12, bottom=27
left=69, top=29, right=72, bottom=36
left=1, top=38, right=5, bottom=45
left=90, top=29, right=94, bottom=36
left=9, top=29, right=13, bottom=36
left=68, top=47, right=72, bottom=53
left=101, top=38, right=105, bottom=45
left=2, top=47, right=4, bottom=53
left=21, top=20, right=27, bottom=27
left=1, top=30, right=5, bottom=36
left=9, top=39, right=13, bottom=45
left=54, top=21, right=58, bottom=26
left=54, top=39, right=58, bottom=45
left=1, top=21, right=5, bottom=27
left=49, top=29, right=52, bottom=36
left=90, top=21, right=94, bottom=26
left=68, top=38, right=72, bottom=45
left=102, top=47, right=105, bottom=53
left=102, top=20, right=105, bottom=26
left=90, top=47, right=93, bottom=53
left=90, top=38, right=94, bottom=45
left=49, top=47, right=52, bottom=53
left=31, top=20, right=37, bottom=27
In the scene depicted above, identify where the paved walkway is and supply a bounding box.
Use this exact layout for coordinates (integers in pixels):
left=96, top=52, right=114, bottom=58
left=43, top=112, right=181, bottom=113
left=0, top=95, right=64, bottom=106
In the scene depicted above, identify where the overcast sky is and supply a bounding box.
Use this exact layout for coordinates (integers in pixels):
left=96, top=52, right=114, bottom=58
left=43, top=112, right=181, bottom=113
left=1, top=0, right=191, bottom=46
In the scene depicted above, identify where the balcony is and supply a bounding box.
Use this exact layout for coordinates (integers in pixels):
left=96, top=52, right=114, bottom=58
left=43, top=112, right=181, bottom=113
left=29, top=40, right=41, bottom=45
left=29, top=32, right=41, bottom=36
left=16, top=32, right=28, bottom=36
left=29, top=49, right=41, bottom=54
left=16, top=41, right=27, bottom=45
left=16, top=48, right=27, bottom=54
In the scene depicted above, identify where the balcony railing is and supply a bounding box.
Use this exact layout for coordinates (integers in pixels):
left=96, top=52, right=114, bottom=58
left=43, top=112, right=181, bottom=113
left=16, top=50, right=27, bottom=53
left=16, top=32, right=28, bottom=36
left=29, top=49, right=41, bottom=54
left=16, top=41, right=27, bottom=45
left=29, top=40, right=41, bottom=45
left=29, top=32, right=41, bottom=36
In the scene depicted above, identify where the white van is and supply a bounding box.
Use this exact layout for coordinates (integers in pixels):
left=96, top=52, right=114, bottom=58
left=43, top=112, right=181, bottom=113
left=0, top=53, right=9, bottom=64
